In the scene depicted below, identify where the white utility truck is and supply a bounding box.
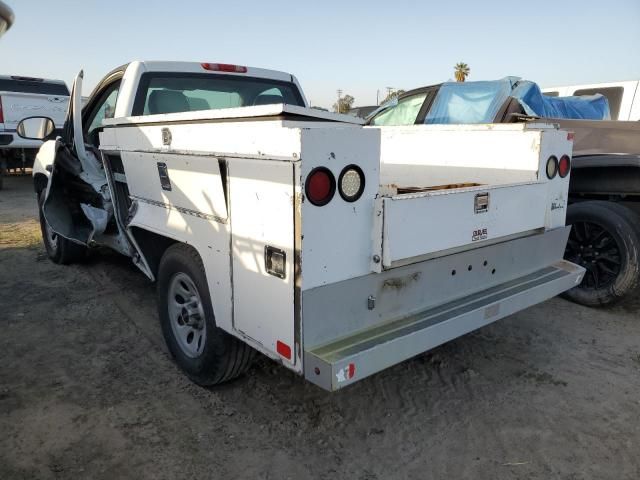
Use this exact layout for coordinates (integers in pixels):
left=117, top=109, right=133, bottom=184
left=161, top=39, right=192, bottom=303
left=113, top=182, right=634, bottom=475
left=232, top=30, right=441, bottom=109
left=0, top=75, right=69, bottom=188
left=24, top=61, right=584, bottom=391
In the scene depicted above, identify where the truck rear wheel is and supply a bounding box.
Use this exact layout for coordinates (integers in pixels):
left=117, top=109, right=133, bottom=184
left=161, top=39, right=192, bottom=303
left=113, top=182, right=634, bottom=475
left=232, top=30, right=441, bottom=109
left=38, top=191, right=87, bottom=264
left=563, top=201, right=640, bottom=307
left=157, top=244, right=255, bottom=386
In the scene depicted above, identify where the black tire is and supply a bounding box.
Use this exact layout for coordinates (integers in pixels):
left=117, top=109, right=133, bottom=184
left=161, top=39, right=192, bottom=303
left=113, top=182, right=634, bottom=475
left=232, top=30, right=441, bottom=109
left=0, top=155, right=5, bottom=190
left=157, top=243, right=255, bottom=386
left=562, top=201, right=640, bottom=307
left=37, top=191, right=87, bottom=264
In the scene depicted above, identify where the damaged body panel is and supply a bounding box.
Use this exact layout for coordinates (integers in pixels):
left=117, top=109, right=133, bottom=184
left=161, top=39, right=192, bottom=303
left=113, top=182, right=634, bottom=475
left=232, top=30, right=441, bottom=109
left=39, top=71, right=150, bottom=276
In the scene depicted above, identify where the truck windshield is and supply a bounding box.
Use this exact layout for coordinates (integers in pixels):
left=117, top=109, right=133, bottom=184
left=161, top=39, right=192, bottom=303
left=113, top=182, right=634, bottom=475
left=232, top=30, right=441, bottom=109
left=0, top=78, right=69, bottom=96
left=133, top=73, right=305, bottom=116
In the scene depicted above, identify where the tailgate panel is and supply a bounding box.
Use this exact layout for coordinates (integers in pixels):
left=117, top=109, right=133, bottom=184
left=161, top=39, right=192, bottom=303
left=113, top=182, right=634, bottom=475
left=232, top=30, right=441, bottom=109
left=0, top=93, right=68, bottom=128
left=382, top=182, right=547, bottom=267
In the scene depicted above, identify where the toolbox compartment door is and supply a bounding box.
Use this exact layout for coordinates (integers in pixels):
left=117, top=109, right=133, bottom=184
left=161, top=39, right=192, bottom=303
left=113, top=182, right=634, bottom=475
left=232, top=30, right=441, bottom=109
left=228, top=158, right=298, bottom=369
left=381, top=182, right=548, bottom=268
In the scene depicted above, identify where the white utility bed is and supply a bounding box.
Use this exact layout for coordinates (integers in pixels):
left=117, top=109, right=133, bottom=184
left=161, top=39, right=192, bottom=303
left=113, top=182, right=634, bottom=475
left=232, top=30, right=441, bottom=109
left=99, top=105, right=578, bottom=390
left=369, top=122, right=570, bottom=270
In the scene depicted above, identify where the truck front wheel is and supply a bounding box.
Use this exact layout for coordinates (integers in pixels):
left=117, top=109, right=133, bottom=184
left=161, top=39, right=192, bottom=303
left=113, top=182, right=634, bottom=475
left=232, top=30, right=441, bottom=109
left=38, top=191, right=87, bottom=264
left=157, top=244, right=255, bottom=386
left=0, top=153, right=6, bottom=190
left=563, top=201, right=640, bottom=307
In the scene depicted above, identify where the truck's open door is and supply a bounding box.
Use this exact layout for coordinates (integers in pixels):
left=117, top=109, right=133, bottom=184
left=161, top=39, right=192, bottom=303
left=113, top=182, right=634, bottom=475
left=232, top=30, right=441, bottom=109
left=42, top=71, right=106, bottom=246
left=42, top=71, right=153, bottom=278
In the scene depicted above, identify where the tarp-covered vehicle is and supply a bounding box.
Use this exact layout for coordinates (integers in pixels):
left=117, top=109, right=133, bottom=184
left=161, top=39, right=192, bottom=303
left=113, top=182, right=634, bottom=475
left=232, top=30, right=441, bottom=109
left=368, top=78, right=640, bottom=307
left=367, top=77, right=610, bottom=127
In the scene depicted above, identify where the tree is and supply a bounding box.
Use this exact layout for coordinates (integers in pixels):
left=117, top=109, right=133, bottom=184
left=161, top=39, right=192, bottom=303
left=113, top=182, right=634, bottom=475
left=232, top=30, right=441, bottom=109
left=379, top=89, right=405, bottom=105
left=333, top=94, right=355, bottom=113
left=454, top=62, right=470, bottom=82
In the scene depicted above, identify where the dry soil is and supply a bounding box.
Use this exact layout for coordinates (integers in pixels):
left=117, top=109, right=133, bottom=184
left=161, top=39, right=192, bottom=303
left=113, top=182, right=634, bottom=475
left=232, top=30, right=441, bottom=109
left=1, top=174, right=639, bottom=479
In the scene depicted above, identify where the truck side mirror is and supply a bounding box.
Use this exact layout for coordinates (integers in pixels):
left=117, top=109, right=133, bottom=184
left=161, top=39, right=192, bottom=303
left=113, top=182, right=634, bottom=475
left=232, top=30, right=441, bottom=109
left=16, top=116, right=56, bottom=141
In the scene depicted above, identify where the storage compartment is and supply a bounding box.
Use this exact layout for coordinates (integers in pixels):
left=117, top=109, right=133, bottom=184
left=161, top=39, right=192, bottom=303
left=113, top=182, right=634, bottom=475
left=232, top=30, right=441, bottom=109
left=381, top=182, right=548, bottom=267
left=373, top=124, right=546, bottom=191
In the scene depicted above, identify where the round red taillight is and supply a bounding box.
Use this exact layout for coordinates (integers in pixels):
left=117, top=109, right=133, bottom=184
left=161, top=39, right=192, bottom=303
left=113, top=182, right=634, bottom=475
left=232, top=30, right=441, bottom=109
left=558, top=155, right=571, bottom=178
left=305, top=167, right=335, bottom=206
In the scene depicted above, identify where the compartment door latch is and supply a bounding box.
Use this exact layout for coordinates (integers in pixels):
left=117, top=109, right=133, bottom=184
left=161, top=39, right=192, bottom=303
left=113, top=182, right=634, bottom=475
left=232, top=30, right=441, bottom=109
left=474, top=192, right=489, bottom=214
left=157, top=162, right=172, bottom=191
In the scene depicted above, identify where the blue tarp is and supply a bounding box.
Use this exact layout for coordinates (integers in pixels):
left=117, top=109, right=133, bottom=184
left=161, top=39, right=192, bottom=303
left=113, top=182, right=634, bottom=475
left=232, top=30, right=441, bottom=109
left=511, top=81, right=610, bottom=120
left=423, top=77, right=610, bottom=124
left=424, top=78, right=518, bottom=124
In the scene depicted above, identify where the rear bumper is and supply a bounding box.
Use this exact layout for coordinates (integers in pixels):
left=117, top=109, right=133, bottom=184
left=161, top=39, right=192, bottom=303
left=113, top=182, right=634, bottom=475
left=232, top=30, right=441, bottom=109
left=303, top=234, right=585, bottom=390
left=0, top=133, right=13, bottom=146
left=305, top=260, right=584, bottom=391
left=0, top=131, right=42, bottom=149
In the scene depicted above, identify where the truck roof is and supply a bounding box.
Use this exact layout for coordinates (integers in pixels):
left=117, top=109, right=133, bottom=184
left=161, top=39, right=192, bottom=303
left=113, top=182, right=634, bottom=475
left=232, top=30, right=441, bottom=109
left=0, top=75, right=67, bottom=85
left=130, top=61, right=297, bottom=84
left=108, top=61, right=309, bottom=118
left=0, top=75, right=70, bottom=96
left=542, top=80, right=639, bottom=91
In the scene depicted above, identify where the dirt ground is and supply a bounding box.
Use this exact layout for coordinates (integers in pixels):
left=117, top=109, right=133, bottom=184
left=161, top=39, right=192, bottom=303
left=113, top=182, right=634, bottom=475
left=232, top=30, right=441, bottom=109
left=1, top=174, right=639, bottom=480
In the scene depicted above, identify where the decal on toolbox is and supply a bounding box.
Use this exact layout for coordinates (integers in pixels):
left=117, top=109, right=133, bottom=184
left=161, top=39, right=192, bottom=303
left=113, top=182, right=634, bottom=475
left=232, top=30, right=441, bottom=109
left=336, top=363, right=356, bottom=383
left=472, top=228, right=488, bottom=242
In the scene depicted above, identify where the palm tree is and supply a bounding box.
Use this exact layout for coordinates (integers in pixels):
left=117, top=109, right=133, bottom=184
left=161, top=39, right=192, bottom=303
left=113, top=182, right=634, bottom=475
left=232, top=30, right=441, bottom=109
left=454, top=62, right=470, bottom=82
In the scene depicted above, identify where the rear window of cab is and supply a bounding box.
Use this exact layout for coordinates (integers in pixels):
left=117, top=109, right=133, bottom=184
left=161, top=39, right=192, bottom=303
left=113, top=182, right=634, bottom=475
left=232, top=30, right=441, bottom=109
left=0, top=78, right=69, bottom=96
left=132, top=72, right=305, bottom=116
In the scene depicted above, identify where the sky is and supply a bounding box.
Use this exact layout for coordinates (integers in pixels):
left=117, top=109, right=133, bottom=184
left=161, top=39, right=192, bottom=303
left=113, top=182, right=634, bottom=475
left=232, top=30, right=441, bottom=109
left=2, top=0, right=639, bottom=108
